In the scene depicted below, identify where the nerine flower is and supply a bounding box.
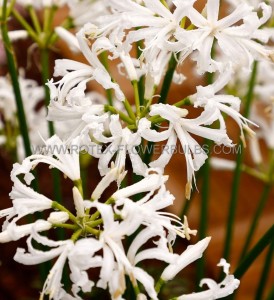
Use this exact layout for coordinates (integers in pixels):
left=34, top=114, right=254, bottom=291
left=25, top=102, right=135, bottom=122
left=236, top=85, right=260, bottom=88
left=47, top=89, right=109, bottom=146
left=95, top=114, right=147, bottom=181
left=67, top=0, right=110, bottom=29
left=0, top=143, right=239, bottom=299
left=47, top=25, right=125, bottom=104
left=191, top=70, right=257, bottom=145
left=139, top=104, right=232, bottom=198
left=176, top=259, right=240, bottom=299
left=171, top=0, right=273, bottom=73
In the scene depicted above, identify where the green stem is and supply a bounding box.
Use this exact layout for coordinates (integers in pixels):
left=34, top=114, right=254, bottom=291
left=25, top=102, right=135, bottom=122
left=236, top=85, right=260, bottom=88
left=234, top=224, right=274, bottom=279
left=53, top=223, right=78, bottom=230
left=255, top=239, right=274, bottom=300
left=52, top=201, right=78, bottom=224
left=222, top=61, right=257, bottom=263
left=158, top=54, right=177, bottom=104
left=133, top=80, right=141, bottom=117
left=155, top=278, right=165, bottom=294
left=100, top=51, right=113, bottom=105
left=28, top=5, right=42, bottom=34
left=74, top=179, right=84, bottom=197
left=1, top=5, right=32, bottom=158
left=196, top=63, right=214, bottom=287
left=104, top=105, right=135, bottom=125
left=123, top=99, right=136, bottom=121
left=196, top=145, right=211, bottom=288
left=71, top=228, right=82, bottom=242
left=266, top=285, right=274, bottom=300
left=240, top=184, right=272, bottom=260
left=43, top=5, right=57, bottom=46
left=41, top=47, right=63, bottom=210
left=11, top=9, right=40, bottom=45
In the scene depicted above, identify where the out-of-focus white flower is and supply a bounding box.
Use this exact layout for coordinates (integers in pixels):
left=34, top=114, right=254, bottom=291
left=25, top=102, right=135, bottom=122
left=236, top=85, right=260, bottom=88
left=210, top=157, right=236, bottom=171
left=176, top=259, right=240, bottom=299
left=0, top=74, right=48, bottom=160
left=139, top=104, right=232, bottom=198
left=251, top=104, right=274, bottom=149
left=172, top=0, right=273, bottom=73
left=68, top=0, right=110, bottom=29
left=0, top=30, right=28, bottom=42
left=16, top=0, right=66, bottom=8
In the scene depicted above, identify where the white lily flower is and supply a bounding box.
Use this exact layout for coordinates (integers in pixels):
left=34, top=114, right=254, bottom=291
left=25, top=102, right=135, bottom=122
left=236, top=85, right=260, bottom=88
left=172, top=0, right=274, bottom=73
left=140, top=104, right=232, bottom=198
left=114, top=177, right=196, bottom=242
left=96, top=114, right=147, bottom=180
left=177, top=258, right=240, bottom=299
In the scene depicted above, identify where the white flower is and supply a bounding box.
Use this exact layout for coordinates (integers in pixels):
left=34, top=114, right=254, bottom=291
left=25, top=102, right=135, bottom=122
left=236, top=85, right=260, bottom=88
left=0, top=220, right=52, bottom=243
left=95, top=114, right=147, bottom=180
left=94, top=0, right=193, bottom=88
left=113, top=171, right=197, bottom=241
left=22, top=135, right=81, bottom=181
left=139, top=104, right=232, bottom=198
left=16, top=0, right=66, bottom=8
left=68, top=238, right=103, bottom=296
left=67, top=0, right=110, bottom=29
left=251, top=104, right=274, bottom=149
left=172, top=0, right=274, bottom=73
left=91, top=166, right=122, bottom=201
left=191, top=70, right=257, bottom=144
left=47, top=89, right=109, bottom=147
left=161, top=237, right=211, bottom=281
left=210, top=157, right=236, bottom=171
left=83, top=201, right=160, bottom=300
left=14, top=230, right=74, bottom=299
left=177, top=259, right=240, bottom=299
left=0, top=74, right=47, bottom=159
left=48, top=26, right=125, bottom=103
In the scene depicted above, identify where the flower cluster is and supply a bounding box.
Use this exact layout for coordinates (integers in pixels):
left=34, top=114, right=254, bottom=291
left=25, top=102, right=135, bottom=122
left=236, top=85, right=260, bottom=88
left=0, top=136, right=239, bottom=299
